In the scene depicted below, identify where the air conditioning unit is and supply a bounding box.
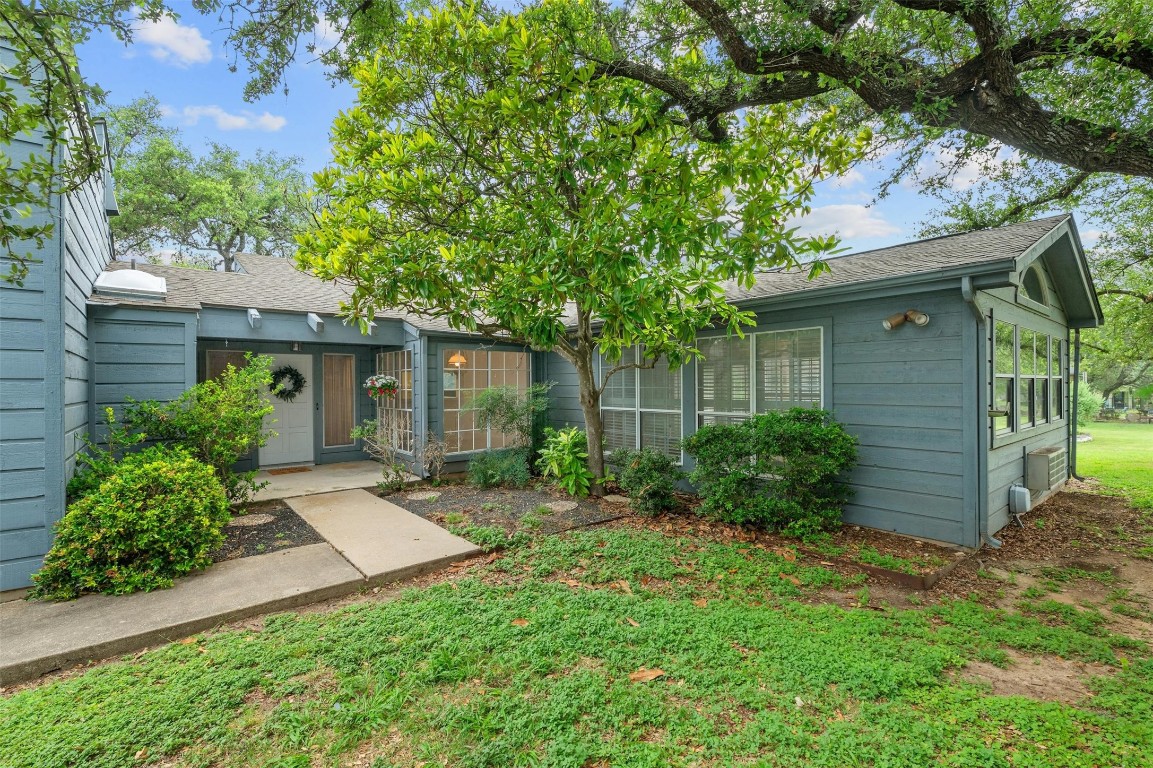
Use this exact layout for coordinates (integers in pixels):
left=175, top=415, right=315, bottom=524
left=1027, top=447, right=1066, bottom=492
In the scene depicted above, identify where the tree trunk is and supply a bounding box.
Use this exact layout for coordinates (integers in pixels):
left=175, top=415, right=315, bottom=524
left=571, top=346, right=607, bottom=497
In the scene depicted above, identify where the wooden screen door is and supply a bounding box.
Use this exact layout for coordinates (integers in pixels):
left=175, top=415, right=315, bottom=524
left=323, top=354, right=356, bottom=447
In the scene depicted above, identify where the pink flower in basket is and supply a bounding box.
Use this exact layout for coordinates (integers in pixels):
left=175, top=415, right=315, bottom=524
left=365, top=374, right=400, bottom=398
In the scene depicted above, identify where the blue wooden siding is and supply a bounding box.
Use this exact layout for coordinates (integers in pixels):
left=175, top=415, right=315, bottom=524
left=1, top=39, right=114, bottom=590
left=534, top=351, right=586, bottom=430
left=90, top=309, right=199, bottom=439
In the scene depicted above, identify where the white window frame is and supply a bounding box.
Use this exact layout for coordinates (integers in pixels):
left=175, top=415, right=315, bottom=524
left=598, top=348, right=684, bottom=462
left=696, top=325, right=825, bottom=426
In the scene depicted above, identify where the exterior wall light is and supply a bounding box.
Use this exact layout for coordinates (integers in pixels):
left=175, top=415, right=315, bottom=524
left=291, top=341, right=302, bottom=352
left=883, top=309, right=931, bottom=330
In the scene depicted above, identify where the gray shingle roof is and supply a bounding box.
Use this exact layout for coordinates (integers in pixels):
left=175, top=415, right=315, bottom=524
left=727, top=214, right=1069, bottom=303
left=90, top=215, right=1071, bottom=331
left=91, top=253, right=461, bottom=333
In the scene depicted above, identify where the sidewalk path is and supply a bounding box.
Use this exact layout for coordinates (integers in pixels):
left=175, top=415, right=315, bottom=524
left=0, top=490, right=480, bottom=686
left=288, top=489, right=481, bottom=582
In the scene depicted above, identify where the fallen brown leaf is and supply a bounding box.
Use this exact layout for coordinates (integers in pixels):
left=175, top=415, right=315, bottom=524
left=614, top=580, right=633, bottom=594
left=779, top=573, right=801, bottom=586
left=625, top=617, right=640, bottom=627
left=628, top=667, right=666, bottom=683
left=511, top=618, right=530, bottom=627
left=640, top=575, right=653, bottom=586
left=692, top=599, right=708, bottom=608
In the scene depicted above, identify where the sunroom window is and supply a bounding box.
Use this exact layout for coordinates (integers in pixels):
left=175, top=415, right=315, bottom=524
left=442, top=348, right=529, bottom=453
left=991, top=321, right=1065, bottom=437
left=376, top=349, right=414, bottom=453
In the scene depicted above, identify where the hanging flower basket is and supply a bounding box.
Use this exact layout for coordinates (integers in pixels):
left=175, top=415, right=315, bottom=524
left=270, top=365, right=307, bottom=402
left=365, top=374, right=400, bottom=399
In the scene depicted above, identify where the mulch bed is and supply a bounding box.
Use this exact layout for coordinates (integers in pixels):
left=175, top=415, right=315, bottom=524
left=381, top=481, right=628, bottom=535
left=210, top=500, right=325, bottom=562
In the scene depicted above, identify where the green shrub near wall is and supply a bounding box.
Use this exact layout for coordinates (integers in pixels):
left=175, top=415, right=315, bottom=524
left=682, top=408, right=857, bottom=538
left=31, top=447, right=230, bottom=601
left=468, top=448, right=532, bottom=488
left=608, top=448, right=684, bottom=515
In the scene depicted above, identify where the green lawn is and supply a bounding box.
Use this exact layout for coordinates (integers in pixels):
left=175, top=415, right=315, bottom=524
left=1077, top=421, right=1153, bottom=510
left=3, top=529, right=1150, bottom=768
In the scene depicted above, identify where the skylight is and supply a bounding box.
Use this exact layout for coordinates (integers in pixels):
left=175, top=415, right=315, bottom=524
left=93, top=269, right=167, bottom=300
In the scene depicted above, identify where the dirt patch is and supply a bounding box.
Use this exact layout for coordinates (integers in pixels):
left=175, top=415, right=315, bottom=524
left=934, top=491, right=1152, bottom=602
left=211, top=500, right=325, bottom=562
left=380, top=481, right=627, bottom=535
left=959, top=649, right=1112, bottom=705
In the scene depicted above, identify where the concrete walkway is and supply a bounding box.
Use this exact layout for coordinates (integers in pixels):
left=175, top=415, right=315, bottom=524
left=0, top=490, right=479, bottom=686
left=288, top=490, right=480, bottom=583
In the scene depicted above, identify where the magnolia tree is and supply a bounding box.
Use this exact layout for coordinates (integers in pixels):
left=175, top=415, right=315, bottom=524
left=297, top=0, right=869, bottom=492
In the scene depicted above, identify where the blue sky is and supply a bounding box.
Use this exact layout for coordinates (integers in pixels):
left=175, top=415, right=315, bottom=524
left=75, top=7, right=1080, bottom=254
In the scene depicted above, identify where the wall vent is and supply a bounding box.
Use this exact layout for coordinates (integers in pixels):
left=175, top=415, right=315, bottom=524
left=1027, top=447, right=1066, bottom=492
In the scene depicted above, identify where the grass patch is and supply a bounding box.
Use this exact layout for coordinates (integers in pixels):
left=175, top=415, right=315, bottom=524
left=1077, top=422, right=1153, bottom=510
left=2, top=529, right=1150, bottom=767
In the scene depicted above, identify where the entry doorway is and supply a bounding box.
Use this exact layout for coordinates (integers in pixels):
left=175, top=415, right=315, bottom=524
left=260, top=353, right=315, bottom=467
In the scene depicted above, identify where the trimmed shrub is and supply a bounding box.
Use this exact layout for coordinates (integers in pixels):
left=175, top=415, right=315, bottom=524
left=468, top=448, right=532, bottom=489
left=125, top=354, right=275, bottom=504
left=66, top=408, right=145, bottom=502
left=31, top=447, right=230, bottom=601
left=608, top=448, right=683, bottom=515
left=536, top=427, right=594, bottom=497
left=682, top=408, right=857, bottom=538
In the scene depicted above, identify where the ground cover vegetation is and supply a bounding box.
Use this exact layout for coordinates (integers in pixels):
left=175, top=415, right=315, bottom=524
left=1076, top=421, right=1153, bottom=511
left=3, top=524, right=1150, bottom=767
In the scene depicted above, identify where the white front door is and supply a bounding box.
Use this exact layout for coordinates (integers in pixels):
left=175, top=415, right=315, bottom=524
left=260, top=353, right=315, bottom=467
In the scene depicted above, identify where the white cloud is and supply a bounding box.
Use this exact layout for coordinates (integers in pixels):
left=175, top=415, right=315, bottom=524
left=788, top=204, right=901, bottom=240
left=133, top=15, right=212, bottom=67
left=176, top=105, right=288, bottom=132
left=1078, top=228, right=1106, bottom=248
left=826, top=168, right=866, bottom=190
left=313, top=17, right=345, bottom=50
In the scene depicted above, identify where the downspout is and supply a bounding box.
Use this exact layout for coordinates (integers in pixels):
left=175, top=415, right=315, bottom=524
left=1070, top=328, right=1085, bottom=480
left=961, top=277, right=1001, bottom=548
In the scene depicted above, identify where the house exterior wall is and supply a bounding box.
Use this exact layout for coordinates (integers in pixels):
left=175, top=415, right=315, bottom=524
left=535, top=288, right=976, bottom=546
left=979, top=283, right=1071, bottom=534
left=1, top=39, right=114, bottom=590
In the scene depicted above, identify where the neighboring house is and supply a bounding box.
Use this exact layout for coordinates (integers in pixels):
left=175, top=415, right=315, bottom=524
left=0, top=203, right=1100, bottom=589
left=0, top=41, right=119, bottom=591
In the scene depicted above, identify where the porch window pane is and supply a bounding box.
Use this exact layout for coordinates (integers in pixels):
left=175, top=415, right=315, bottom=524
left=602, top=347, right=637, bottom=409
left=993, top=377, right=1013, bottom=433
left=323, top=354, right=355, bottom=447
left=442, top=348, right=529, bottom=453
left=376, top=349, right=414, bottom=453
left=755, top=328, right=822, bottom=412
left=603, top=410, right=637, bottom=455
